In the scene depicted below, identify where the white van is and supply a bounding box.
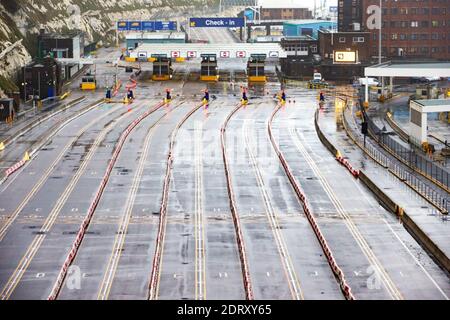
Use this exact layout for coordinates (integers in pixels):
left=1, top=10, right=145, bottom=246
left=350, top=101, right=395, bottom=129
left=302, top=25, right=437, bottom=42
left=313, top=73, right=322, bottom=82
left=357, top=77, right=379, bottom=86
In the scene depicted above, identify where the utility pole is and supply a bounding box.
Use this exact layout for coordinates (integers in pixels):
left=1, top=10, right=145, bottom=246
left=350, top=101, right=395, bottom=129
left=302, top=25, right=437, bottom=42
left=379, top=0, right=382, bottom=64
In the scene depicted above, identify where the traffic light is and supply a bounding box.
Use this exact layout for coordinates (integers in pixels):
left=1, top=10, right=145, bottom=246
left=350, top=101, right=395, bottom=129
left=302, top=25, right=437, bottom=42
left=361, top=121, right=368, bottom=135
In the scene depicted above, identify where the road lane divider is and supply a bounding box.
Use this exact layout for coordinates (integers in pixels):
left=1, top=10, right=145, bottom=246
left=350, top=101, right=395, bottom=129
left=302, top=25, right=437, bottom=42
left=47, top=100, right=166, bottom=300
left=1, top=104, right=136, bottom=300
left=148, top=102, right=206, bottom=300
left=0, top=101, right=118, bottom=243
left=289, top=126, right=403, bottom=300
left=194, top=121, right=206, bottom=300
left=220, top=103, right=254, bottom=300
left=244, top=119, right=304, bottom=300
left=267, top=103, right=355, bottom=300
left=315, top=105, right=449, bottom=296
left=97, top=100, right=184, bottom=300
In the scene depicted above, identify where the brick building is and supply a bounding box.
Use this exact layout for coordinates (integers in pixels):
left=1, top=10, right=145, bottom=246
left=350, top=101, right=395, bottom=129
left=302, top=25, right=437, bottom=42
left=338, top=0, right=364, bottom=31
left=318, top=30, right=372, bottom=81
left=339, top=0, right=450, bottom=60
left=260, top=7, right=313, bottom=20
left=279, top=36, right=320, bottom=79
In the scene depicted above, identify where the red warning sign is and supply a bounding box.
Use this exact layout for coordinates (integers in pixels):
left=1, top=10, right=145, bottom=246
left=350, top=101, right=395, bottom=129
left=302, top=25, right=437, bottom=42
left=187, top=51, right=197, bottom=58
left=220, top=51, right=230, bottom=58
left=171, top=51, right=180, bottom=58
left=236, top=51, right=246, bottom=58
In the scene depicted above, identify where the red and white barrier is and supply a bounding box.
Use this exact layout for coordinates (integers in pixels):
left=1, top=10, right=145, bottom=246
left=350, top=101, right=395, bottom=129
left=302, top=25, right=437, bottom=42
left=113, top=80, right=122, bottom=97
left=125, top=78, right=137, bottom=91
left=4, top=159, right=27, bottom=177
left=220, top=103, right=254, bottom=300
left=47, top=100, right=165, bottom=300
left=336, top=156, right=360, bottom=178
left=268, top=104, right=355, bottom=300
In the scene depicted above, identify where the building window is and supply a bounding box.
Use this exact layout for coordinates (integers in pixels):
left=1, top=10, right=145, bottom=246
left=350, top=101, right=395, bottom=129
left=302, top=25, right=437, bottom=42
left=432, top=20, right=439, bottom=27
left=431, top=33, right=439, bottom=40
left=411, top=21, right=419, bottom=27
left=391, top=8, right=399, bottom=15
left=420, top=33, right=429, bottom=40
left=411, top=34, right=418, bottom=40
left=400, top=34, right=407, bottom=40
left=311, top=45, right=317, bottom=53
left=400, top=8, right=408, bottom=14
left=421, top=21, right=429, bottom=27
left=391, top=33, right=398, bottom=40
left=352, top=37, right=365, bottom=42
left=339, top=37, right=346, bottom=43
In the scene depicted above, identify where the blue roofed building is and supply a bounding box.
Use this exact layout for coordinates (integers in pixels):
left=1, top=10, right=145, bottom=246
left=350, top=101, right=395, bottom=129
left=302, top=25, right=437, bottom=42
left=283, top=20, right=337, bottom=39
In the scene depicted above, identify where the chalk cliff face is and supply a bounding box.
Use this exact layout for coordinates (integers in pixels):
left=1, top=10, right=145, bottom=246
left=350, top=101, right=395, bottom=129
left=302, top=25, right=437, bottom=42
left=0, top=0, right=225, bottom=95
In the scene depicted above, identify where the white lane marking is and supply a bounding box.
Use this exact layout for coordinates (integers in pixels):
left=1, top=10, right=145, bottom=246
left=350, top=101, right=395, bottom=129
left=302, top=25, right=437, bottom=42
left=383, top=219, right=449, bottom=300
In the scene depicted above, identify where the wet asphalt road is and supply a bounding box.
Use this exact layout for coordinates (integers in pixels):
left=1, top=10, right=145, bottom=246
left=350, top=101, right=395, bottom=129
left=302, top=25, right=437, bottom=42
left=271, top=94, right=450, bottom=300
left=0, top=78, right=449, bottom=299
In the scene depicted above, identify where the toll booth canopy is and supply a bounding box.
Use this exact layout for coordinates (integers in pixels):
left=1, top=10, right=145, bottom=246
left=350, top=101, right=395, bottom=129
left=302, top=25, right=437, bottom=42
left=200, top=54, right=218, bottom=81
left=248, top=54, right=266, bottom=82
left=152, top=54, right=172, bottom=80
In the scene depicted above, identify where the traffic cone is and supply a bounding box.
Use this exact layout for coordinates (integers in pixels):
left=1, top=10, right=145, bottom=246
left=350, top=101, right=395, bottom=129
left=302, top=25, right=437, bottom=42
left=0, top=142, right=5, bottom=151
left=336, top=150, right=342, bottom=159
left=124, top=96, right=129, bottom=104
left=23, top=151, right=30, bottom=161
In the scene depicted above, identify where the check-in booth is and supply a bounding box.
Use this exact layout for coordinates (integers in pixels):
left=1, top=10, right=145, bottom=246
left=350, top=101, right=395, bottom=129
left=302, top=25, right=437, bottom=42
left=409, top=99, right=450, bottom=147
left=80, top=74, right=96, bottom=90
left=200, top=54, right=219, bottom=81
left=152, top=54, right=172, bottom=81
left=247, top=54, right=266, bottom=82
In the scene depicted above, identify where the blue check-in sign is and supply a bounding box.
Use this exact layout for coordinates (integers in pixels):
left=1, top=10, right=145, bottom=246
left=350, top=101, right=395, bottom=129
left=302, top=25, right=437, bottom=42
left=189, top=17, right=245, bottom=28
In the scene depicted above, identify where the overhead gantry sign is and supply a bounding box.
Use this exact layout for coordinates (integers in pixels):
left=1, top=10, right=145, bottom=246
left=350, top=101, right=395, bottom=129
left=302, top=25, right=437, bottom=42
left=127, top=43, right=287, bottom=60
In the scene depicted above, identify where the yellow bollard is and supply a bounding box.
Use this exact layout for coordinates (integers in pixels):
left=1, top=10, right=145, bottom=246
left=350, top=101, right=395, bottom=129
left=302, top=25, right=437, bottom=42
left=0, top=141, right=5, bottom=151
left=23, top=151, right=30, bottom=161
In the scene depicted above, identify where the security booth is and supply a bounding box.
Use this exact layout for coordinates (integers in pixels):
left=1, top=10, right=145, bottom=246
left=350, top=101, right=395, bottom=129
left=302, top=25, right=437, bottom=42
left=0, top=99, right=14, bottom=122
left=80, top=74, right=96, bottom=90
left=415, top=83, right=439, bottom=100
left=152, top=54, right=173, bottom=81
left=200, top=54, right=219, bottom=82
left=247, top=54, right=266, bottom=83
left=409, top=99, right=450, bottom=147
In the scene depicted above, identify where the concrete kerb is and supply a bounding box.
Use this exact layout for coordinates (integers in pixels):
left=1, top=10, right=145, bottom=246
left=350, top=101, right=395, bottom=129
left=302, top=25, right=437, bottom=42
left=269, top=104, right=355, bottom=300
left=358, top=170, right=450, bottom=273
left=315, top=105, right=450, bottom=274
left=314, top=109, right=359, bottom=178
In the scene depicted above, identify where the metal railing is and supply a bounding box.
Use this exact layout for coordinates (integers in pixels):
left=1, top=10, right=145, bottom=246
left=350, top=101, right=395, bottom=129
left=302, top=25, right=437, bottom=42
left=342, top=101, right=449, bottom=213
left=363, top=109, right=450, bottom=193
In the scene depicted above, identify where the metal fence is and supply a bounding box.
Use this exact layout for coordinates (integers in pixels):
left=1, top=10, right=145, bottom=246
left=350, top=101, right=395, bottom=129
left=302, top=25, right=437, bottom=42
left=363, top=110, right=450, bottom=193
left=342, top=102, right=449, bottom=213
